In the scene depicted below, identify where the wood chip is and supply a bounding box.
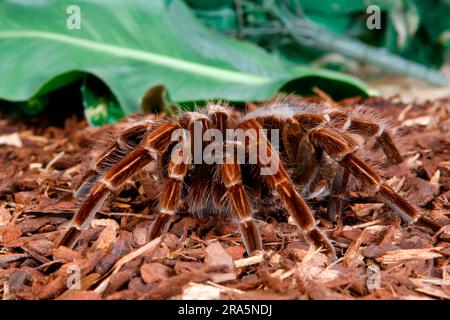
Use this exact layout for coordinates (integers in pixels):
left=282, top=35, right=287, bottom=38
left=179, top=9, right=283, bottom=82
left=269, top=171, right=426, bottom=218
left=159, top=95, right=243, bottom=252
left=0, top=133, right=22, bottom=147
left=57, top=289, right=102, bottom=300
left=91, top=219, right=119, bottom=251
left=377, top=247, right=444, bottom=264
left=205, top=241, right=235, bottom=273
left=94, top=237, right=161, bottom=295
left=402, top=116, right=432, bottom=127
left=414, top=286, right=450, bottom=300
left=0, top=253, right=28, bottom=265
left=234, top=253, right=264, bottom=268
left=140, top=263, right=171, bottom=284
left=182, top=283, right=223, bottom=300
left=44, top=151, right=65, bottom=171
left=210, top=272, right=237, bottom=283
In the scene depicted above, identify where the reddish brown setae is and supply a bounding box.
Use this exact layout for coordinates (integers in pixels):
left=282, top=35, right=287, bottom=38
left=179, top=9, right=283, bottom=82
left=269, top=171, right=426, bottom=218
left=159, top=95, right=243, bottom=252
left=59, top=98, right=420, bottom=260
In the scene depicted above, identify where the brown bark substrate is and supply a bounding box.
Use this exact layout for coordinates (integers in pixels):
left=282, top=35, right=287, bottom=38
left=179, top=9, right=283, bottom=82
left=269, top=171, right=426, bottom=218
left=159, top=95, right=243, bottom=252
left=0, top=96, right=449, bottom=300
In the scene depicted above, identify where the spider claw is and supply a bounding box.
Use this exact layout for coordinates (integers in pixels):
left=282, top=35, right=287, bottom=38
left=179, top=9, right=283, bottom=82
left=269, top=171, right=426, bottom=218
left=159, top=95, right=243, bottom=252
left=306, top=228, right=337, bottom=261
left=58, top=226, right=81, bottom=249
left=377, top=183, right=419, bottom=224
left=239, top=221, right=263, bottom=255
left=375, top=131, right=404, bottom=165
left=148, top=212, right=175, bottom=242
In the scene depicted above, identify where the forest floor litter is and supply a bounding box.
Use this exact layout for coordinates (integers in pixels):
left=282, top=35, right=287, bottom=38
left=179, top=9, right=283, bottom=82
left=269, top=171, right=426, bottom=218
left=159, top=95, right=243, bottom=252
left=0, top=96, right=449, bottom=300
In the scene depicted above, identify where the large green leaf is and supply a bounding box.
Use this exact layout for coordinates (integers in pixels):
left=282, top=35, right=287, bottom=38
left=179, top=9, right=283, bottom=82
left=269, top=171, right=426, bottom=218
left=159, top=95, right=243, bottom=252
left=0, top=0, right=370, bottom=114
left=81, top=76, right=125, bottom=126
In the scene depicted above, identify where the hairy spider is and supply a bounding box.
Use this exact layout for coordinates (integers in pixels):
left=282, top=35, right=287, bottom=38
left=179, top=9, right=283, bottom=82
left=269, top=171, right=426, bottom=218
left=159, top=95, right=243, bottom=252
left=59, top=98, right=419, bottom=259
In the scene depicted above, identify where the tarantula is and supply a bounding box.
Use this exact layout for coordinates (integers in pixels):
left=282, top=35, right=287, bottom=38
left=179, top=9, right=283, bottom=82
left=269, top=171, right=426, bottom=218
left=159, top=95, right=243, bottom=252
left=59, top=99, right=419, bottom=259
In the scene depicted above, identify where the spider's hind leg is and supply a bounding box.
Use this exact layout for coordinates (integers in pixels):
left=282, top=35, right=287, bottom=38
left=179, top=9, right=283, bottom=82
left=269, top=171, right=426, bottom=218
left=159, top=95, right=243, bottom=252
left=309, top=128, right=419, bottom=224
left=282, top=114, right=347, bottom=222
left=327, top=166, right=350, bottom=222
left=327, top=110, right=403, bottom=165
left=280, top=114, right=326, bottom=190
left=341, top=154, right=418, bottom=223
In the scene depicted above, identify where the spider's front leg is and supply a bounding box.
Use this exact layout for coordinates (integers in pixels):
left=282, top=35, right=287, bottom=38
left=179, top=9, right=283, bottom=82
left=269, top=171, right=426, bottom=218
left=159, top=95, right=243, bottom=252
left=222, top=158, right=263, bottom=254
left=205, top=105, right=263, bottom=254
left=309, top=128, right=419, bottom=223
left=239, top=119, right=337, bottom=260
left=148, top=111, right=210, bottom=241
left=147, top=132, right=191, bottom=241
left=59, top=121, right=182, bottom=248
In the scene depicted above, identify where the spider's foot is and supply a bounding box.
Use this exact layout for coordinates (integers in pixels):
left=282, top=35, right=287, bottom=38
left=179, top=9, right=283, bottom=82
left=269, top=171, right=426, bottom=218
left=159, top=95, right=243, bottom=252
left=306, top=228, right=337, bottom=261
left=58, top=226, right=81, bottom=249
left=239, top=220, right=263, bottom=255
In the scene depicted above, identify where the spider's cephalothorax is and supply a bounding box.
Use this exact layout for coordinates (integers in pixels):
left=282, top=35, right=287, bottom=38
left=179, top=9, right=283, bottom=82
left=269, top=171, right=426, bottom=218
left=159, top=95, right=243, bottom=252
left=59, top=99, right=419, bottom=260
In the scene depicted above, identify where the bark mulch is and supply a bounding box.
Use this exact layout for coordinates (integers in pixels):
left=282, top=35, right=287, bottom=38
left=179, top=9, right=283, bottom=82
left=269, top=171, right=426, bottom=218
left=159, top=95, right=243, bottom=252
left=0, top=96, right=449, bottom=300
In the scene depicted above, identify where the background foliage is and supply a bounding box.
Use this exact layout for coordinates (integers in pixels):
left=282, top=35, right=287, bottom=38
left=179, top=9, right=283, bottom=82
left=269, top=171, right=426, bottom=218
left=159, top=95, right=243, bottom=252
left=188, top=0, right=450, bottom=71
left=0, top=0, right=448, bottom=125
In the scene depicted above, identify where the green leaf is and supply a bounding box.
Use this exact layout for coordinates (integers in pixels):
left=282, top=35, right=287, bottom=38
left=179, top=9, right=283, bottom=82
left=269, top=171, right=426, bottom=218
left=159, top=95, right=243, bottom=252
left=194, top=7, right=239, bottom=34
left=290, top=0, right=364, bottom=14
left=185, top=0, right=233, bottom=10
left=382, top=0, right=450, bottom=68
left=18, top=96, right=49, bottom=116
left=81, top=76, right=124, bottom=127
left=0, top=0, right=370, bottom=115
left=306, top=14, right=352, bottom=34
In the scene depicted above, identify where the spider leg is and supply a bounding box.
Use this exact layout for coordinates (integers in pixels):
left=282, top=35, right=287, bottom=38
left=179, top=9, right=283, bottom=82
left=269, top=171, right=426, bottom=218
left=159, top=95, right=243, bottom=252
left=281, top=117, right=301, bottom=162
left=148, top=137, right=190, bottom=240
left=284, top=116, right=338, bottom=213
left=147, top=114, right=204, bottom=241
left=76, top=121, right=152, bottom=198
left=150, top=110, right=219, bottom=241
left=322, top=110, right=403, bottom=219
left=206, top=104, right=263, bottom=253
left=222, top=160, right=263, bottom=254
left=293, top=134, right=323, bottom=188
left=327, top=166, right=350, bottom=222
left=239, top=119, right=336, bottom=259
left=249, top=113, right=325, bottom=187
left=324, top=111, right=404, bottom=219
left=281, top=115, right=325, bottom=189
left=59, top=121, right=181, bottom=248
left=309, top=128, right=419, bottom=223
left=374, top=131, right=403, bottom=165
left=327, top=110, right=403, bottom=165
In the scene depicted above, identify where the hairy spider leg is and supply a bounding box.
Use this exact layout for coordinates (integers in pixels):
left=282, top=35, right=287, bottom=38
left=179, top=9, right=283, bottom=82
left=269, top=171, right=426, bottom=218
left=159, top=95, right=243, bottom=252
left=239, top=119, right=337, bottom=260
left=76, top=121, right=153, bottom=198
left=59, top=121, right=181, bottom=248
left=327, top=166, right=350, bottom=222
left=213, top=106, right=263, bottom=254
left=309, top=128, right=419, bottom=224
left=326, top=110, right=403, bottom=165
left=148, top=129, right=191, bottom=240
left=253, top=114, right=327, bottom=193
left=147, top=112, right=210, bottom=241
left=251, top=113, right=344, bottom=221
